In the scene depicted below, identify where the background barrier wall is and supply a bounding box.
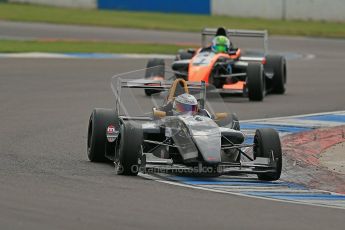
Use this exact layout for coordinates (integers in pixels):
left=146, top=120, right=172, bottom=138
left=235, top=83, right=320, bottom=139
left=97, top=0, right=210, bottom=14
left=7, top=0, right=345, bottom=22
left=212, top=0, right=284, bottom=19
left=285, top=0, right=345, bottom=21
left=212, top=0, right=345, bottom=21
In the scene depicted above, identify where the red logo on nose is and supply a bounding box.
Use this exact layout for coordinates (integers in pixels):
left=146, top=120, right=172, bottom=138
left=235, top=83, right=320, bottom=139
left=207, top=156, right=217, bottom=161
left=106, top=125, right=118, bottom=143
left=107, top=125, right=116, bottom=134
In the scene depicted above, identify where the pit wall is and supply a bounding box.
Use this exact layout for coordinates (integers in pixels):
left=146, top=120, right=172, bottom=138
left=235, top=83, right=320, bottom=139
left=8, top=0, right=345, bottom=22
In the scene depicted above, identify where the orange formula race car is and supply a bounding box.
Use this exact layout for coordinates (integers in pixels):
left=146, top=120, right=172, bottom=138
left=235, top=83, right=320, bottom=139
left=145, top=27, right=286, bottom=101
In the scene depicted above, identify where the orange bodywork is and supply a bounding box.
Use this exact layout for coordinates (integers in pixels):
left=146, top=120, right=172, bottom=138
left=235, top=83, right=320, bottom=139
left=188, top=49, right=242, bottom=88
left=222, top=81, right=245, bottom=90
left=228, top=49, right=241, bottom=60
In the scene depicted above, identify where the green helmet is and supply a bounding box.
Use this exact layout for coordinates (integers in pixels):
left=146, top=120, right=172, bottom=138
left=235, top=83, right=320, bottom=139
left=212, top=35, right=230, bottom=53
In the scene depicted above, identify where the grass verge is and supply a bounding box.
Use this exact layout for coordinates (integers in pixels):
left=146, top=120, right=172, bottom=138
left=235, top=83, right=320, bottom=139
left=0, top=39, right=191, bottom=54
left=0, top=3, right=345, bottom=38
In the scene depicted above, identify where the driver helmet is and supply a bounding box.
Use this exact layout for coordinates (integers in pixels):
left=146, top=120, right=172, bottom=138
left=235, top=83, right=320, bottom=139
left=212, top=35, right=230, bottom=53
left=173, top=93, right=198, bottom=115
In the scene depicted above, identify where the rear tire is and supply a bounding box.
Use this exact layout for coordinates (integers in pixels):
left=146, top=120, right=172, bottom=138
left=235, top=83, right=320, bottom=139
left=87, top=108, right=118, bottom=162
left=145, top=58, right=165, bottom=96
left=253, top=128, right=282, bottom=181
left=265, top=55, right=286, bottom=94
left=115, top=121, right=143, bottom=176
left=247, top=63, right=264, bottom=101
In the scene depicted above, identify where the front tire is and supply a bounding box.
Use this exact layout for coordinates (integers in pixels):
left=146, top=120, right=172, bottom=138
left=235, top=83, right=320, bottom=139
left=247, top=63, right=264, bottom=101
left=253, top=128, right=282, bottom=181
left=115, top=121, right=143, bottom=176
left=265, top=55, right=286, bottom=94
left=87, top=108, right=118, bottom=162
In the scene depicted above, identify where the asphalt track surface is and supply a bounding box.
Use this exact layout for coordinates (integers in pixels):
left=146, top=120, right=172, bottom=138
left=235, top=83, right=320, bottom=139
left=1, top=22, right=345, bottom=229
left=0, top=21, right=199, bottom=44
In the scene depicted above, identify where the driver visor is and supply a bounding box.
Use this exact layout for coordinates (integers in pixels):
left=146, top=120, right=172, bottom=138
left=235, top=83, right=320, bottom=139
left=175, top=102, right=198, bottom=114
left=213, top=45, right=227, bottom=53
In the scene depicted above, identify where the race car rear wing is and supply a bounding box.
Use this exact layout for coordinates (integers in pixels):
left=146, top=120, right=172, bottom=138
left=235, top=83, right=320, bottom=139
left=112, top=77, right=207, bottom=117
left=120, top=79, right=204, bottom=90
left=201, top=28, right=268, bottom=54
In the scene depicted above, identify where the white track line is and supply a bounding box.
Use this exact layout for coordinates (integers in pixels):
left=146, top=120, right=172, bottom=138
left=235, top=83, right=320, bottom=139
left=139, top=173, right=345, bottom=210
left=242, top=110, right=345, bottom=122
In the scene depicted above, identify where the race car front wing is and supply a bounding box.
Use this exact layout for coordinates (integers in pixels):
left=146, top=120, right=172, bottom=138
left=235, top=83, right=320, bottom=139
left=140, top=154, right=279, bottom=175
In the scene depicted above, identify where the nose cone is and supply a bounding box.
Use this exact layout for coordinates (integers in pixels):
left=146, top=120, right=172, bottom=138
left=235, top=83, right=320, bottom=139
left=181, top=116, right=222, bottom=163
left=193, top=135, right=221, bottom=163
